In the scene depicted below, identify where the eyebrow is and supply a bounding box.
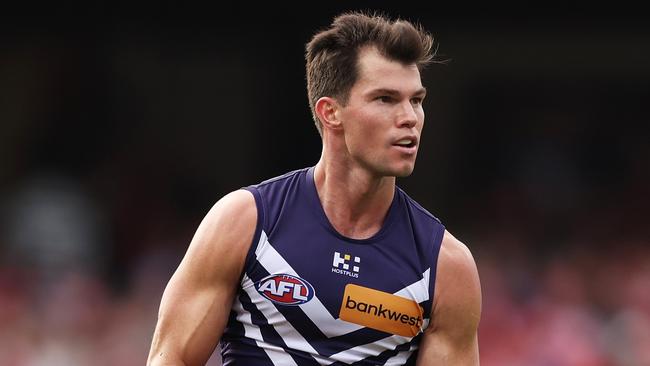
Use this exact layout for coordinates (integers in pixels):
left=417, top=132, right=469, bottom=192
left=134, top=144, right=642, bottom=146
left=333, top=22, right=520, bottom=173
left=369, top=87, right=427, bottom=97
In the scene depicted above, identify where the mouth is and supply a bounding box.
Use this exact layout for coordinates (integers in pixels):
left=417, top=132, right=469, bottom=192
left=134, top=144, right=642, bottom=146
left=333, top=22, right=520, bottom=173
left=393, top=138, right=417, bottom=149
left=392, top=137, right=418, bottom=154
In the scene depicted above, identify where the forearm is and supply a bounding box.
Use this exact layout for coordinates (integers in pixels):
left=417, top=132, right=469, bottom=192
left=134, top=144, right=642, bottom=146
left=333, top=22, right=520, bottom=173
left=416, top=331, right=479, bottom=365
left=147, top=316, right=222, bottom=366
left=147, top=350, right=188, bottom=366
left=147, top=284, right=228, bottom=366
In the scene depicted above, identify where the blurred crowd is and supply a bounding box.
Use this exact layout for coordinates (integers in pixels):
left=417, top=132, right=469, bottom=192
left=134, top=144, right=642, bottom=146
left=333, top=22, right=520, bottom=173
left=478, top=238, right=650, bottom=365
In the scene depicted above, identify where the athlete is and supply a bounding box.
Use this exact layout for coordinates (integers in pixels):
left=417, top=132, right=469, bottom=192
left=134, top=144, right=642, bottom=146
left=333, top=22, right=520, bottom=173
left=147, top=11, right=481, bottom=365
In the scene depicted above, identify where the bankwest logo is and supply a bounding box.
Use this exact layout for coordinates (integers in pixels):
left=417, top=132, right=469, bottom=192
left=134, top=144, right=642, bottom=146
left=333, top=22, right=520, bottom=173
left=339, top=284, right=423, bottom=337
left=332, top=251, right=360, bottom=278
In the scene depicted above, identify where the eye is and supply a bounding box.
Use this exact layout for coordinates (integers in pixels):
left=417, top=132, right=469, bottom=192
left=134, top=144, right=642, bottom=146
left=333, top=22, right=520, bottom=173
left=376, top=96, right=393, bottom=103
left=410, top=97, right=423, bottom=105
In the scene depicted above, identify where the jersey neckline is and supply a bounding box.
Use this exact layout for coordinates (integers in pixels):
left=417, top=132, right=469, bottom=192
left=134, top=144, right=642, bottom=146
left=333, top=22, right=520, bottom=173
left=305, top=166, right=400, bottom=244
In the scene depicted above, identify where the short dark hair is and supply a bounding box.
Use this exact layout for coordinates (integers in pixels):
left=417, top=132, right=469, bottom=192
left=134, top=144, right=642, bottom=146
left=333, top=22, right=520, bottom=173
left=305, top=11, right=436, bottom=135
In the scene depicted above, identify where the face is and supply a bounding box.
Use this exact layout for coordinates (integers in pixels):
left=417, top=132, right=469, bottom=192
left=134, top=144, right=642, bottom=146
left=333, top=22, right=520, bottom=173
left=337, top=47, right=426, bottom=178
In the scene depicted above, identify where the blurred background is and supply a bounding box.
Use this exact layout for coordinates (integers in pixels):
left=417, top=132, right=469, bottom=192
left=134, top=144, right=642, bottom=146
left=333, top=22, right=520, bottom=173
left=1, top=3, right=649, bottom=365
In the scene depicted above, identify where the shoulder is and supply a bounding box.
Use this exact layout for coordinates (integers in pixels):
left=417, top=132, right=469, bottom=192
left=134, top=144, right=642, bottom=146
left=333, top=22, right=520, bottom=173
left=211, top=189, right=256, bottom=216
left=185, top=189, right=257, bottom=272
left=253, top=167, right=310, bottom=189
left=200, top=189, right=257, bottom=242
left=396, top=187, right=442, bottom=225
left=438, top=231, right=479, bottom=287
left=430, top=230, right=482, bottom=334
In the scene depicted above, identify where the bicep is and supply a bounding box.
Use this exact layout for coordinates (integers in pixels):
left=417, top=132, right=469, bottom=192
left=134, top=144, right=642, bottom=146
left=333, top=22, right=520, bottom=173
left=147, top=190, right=257, bottom=366
left=416, top=231, right=482, bottom=365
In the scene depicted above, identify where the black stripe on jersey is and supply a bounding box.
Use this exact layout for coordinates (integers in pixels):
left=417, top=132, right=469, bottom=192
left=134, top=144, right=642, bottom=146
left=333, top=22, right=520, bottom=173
left=238, top=289, right=322, bottom=366
left=350, top=335, right=419, bottom=366
left=405, top=349, right=419, bottom=365
left=222, top=307, right=246, bottom=341
left=221, top=339, right=277, bottom=366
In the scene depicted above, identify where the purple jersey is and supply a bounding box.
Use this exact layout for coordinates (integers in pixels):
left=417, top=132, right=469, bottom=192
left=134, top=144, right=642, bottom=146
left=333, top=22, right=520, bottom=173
left=220, top=167, right=445, bottom=365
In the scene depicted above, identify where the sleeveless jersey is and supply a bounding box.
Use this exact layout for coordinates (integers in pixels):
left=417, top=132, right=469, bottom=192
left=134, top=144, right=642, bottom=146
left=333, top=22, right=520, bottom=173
left=220, top=167, right=445, bottom=365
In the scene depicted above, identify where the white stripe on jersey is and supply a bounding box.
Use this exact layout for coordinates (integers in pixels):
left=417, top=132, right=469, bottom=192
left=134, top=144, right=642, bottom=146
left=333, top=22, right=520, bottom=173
left=385, top=343, right=418, bottom=365
left=260, top=342, right=300, bottom=366
left=326, top=334, right=411, bottom=364
left=232, top=300, right=298, bottom=366
left=232, top=299, right=264, bottom=343
left=395, top=268, right=430, bottom=303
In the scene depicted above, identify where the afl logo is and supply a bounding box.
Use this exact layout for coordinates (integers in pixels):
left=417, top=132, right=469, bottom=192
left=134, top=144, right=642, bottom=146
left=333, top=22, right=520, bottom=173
left=255, top=274, right=315, bottom=306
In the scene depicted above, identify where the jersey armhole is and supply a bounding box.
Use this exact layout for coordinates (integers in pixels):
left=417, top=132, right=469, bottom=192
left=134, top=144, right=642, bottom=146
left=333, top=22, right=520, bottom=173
left=241, top=186, right=266, bottom=277
left=427, top=222, right=446, bottom=316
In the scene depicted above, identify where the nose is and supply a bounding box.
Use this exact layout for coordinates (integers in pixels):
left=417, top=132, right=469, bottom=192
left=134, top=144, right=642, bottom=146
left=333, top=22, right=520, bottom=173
left=396, top=100, right=418, bottom=128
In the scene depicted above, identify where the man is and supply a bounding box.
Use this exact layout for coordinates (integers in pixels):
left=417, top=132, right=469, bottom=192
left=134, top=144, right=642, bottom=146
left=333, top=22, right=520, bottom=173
left=147, top=11, right=481, bottom=365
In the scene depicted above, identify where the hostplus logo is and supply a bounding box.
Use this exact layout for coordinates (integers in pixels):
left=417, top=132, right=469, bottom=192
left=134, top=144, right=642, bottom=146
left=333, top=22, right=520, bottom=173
left=332, top=251, right=360, bottom=278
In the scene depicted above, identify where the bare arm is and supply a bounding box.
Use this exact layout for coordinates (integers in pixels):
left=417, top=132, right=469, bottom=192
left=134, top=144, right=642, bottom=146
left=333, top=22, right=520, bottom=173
left=416, top=230, right=482, bottom=365
left=147, top=189, right=257, bottom=366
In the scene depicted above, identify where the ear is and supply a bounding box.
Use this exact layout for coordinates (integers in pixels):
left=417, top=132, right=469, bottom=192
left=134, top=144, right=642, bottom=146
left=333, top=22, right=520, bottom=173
left=315, top=97, right=342, bottom=131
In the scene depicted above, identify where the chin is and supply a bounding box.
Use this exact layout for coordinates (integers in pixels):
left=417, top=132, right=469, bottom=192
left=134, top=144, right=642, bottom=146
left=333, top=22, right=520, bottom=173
left=395, top=168, right=415, bottom=178
left=368, top=159, right=416, bottom=178
left=389, top=163, right=416, bottom=178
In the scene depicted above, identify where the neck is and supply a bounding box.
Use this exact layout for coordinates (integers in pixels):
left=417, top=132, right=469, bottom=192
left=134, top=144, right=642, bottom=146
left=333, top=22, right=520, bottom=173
left=313, top=154, right=395, bottom=240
